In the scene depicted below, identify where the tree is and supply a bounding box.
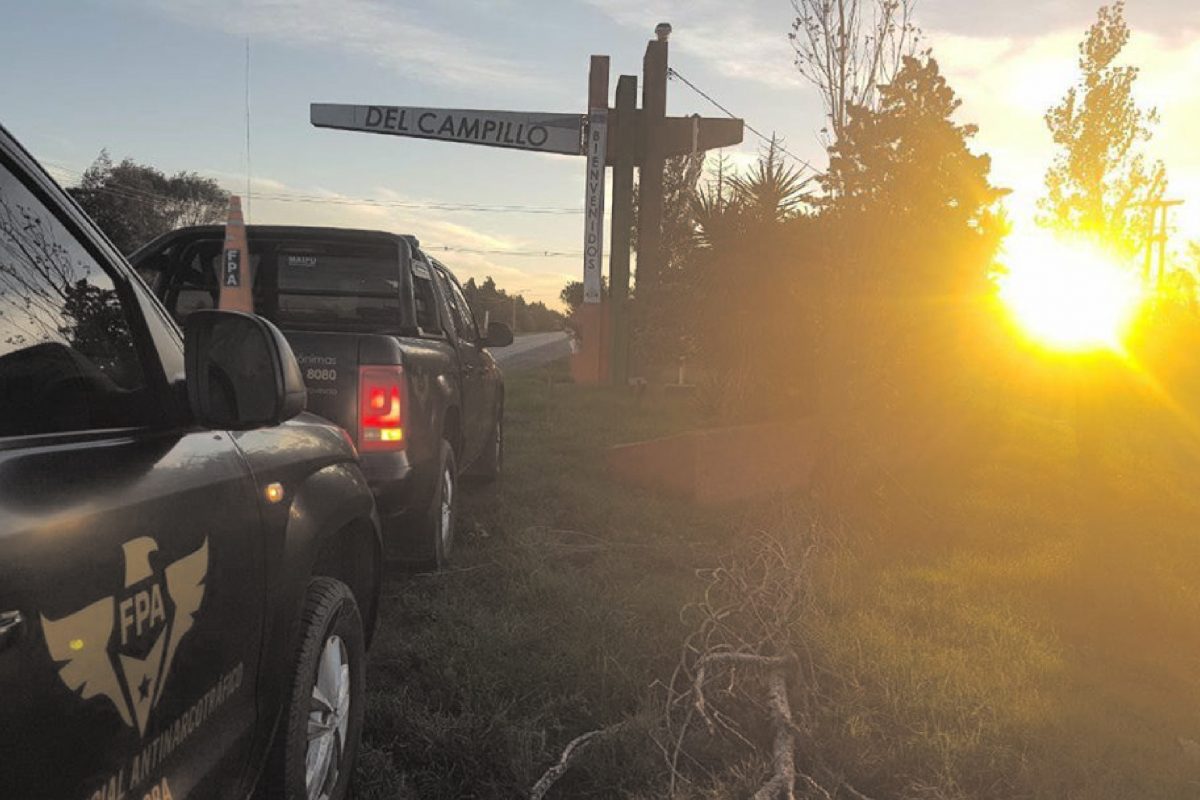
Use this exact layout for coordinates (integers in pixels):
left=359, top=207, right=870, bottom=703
left=462, top=276, right=564, bottom=332
left=1040, top=1, right=1166, bottom=256
left=69, top=151, right=229, bottom=254
left=790, top=0, right=920, bottom=146
left=559, top=278, right=608, bottom=315
left=690, top=141, right=816, bottom=418
left=629, top=153, right=706, bottom=372
left=826, top=55, right=1008, bottom=257
left=818, top=54, right=1009, bottom=460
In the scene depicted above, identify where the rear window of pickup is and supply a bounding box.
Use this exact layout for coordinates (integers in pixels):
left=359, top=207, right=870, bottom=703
left=273, top=242, right=402, bottom=331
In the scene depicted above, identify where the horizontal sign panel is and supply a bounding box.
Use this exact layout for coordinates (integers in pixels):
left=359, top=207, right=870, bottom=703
left=603, top=112, right=744, bottom=164
left=311, top=104, right=585, bottom=156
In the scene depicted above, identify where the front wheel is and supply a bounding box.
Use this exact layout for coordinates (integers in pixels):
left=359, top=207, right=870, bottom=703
left=267, top=577, right=366, bottom=800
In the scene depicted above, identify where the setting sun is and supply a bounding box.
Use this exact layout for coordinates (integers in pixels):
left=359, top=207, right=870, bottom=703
left=998, top=232, right=1144, bottom=352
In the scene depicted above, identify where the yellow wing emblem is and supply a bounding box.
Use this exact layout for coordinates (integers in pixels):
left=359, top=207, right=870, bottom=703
left=41, top=597, right=133, bottom=728
left=154, top=537, right=208, bottom=706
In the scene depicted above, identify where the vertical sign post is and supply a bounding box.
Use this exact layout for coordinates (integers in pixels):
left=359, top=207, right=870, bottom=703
left=583, top=56, right=609, bottom=304
left=569, top=55, right=611, bottom=385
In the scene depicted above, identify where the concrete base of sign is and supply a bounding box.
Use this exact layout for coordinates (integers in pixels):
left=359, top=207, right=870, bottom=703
left=569, top=302, right=611, bottom=385
left=606, top=419, right=820, bottom=505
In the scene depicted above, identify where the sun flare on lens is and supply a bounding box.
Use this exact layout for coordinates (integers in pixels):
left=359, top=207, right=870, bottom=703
left=998, top=231, right=1143, bottom=352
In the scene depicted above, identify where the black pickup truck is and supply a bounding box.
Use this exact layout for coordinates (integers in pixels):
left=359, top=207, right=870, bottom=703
left=0, top=125, right=381, bottom=799
left=132, top=226, right=512, bottom=567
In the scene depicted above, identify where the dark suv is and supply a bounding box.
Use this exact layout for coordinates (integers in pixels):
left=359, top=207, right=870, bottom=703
left=0, top=125, right=381, bottom=800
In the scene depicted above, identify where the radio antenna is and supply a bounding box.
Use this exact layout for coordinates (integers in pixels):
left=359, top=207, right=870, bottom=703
left=244, top=36, right=252, bottom=223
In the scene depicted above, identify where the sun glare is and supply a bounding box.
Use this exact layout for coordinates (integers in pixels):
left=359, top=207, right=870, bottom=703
left=998, top=231, right=1143, bottom=352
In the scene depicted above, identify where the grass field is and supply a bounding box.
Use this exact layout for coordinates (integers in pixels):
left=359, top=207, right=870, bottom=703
left=354, top=361, right=741, bottom=798
left=353, top=358, right=1200, bottom=799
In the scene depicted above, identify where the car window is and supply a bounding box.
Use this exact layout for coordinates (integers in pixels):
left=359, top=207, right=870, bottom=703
left=160, top=240, right=261, bottom=326
left=410, top=259, right=441, bottom=335
left=0, top=158, right=152, bottom=436
left=435, top=267, right=478, bottom=343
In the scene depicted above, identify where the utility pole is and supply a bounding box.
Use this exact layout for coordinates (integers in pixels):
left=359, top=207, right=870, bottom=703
left=1142, top=198, right=1184, bottom=288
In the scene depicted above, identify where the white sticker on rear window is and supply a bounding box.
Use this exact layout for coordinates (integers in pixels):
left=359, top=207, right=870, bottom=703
left=286, top=255, right=318, bottom=268
left=411, top=261, right=431, bottom=279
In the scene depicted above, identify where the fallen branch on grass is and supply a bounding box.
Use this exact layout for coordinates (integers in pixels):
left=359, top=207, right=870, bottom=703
left=393, top=562, right=500, bottom=584
left=529, top=723, right=625, bottom=800
left=689, top=651, right=804, bottom=800
left=754, top=666, right=798, bottom=800
left=691, top=651, right=792, bottom=734
left=659, top=531, right=881, bottom=800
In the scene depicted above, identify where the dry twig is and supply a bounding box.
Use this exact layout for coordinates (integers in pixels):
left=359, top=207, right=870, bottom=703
left=528, top=723, right=624, bottom=800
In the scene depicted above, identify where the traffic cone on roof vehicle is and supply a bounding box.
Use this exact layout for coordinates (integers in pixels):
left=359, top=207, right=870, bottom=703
left=218, top=195, right=253, bottom=313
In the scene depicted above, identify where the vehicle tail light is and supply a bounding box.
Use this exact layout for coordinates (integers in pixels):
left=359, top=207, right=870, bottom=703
left=359, top=366, right=406, bottom=451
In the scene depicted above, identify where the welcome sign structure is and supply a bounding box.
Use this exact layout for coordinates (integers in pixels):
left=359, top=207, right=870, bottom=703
left=311, top=36, right=742, bottom=384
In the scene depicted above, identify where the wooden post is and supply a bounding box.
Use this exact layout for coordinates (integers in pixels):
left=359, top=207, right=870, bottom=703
left=610, top=74, right=637, bottom=387
left=637, top=35, right=668, bottom=297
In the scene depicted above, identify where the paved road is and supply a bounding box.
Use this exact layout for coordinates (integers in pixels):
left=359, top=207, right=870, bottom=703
left=492, top=331, right=572, bottom=371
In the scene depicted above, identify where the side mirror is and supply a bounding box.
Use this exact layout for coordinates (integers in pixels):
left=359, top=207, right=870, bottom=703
left=184, top=310, right=306, bottom=429
left=482, top=321, right=514, bottom=348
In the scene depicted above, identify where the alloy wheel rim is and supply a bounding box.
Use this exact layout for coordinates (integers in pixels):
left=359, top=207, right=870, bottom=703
left=305, top=634, right=350, bottom=800
left=440, top=466, right=454, bottom=547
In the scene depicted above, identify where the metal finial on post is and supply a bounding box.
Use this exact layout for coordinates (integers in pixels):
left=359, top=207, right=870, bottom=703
left=655, top=22, right=672, bottom=41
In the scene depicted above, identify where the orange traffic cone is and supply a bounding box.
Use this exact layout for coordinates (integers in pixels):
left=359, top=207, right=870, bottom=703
left=218, top=195, right=254, bottom=313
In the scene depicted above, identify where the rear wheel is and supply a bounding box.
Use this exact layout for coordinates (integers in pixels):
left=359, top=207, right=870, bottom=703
left=267, top=577, right=365, bottom=800
left=472, top=405, right=503, bottom=483
left=400, top=439, right=457, bottom=570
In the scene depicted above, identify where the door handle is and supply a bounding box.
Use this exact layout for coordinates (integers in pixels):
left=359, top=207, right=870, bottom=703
left=0, top=610, right=24, bottom=652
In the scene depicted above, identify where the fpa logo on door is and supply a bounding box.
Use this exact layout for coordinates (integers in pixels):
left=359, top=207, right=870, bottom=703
left=41, top=537, right=208, bottom=735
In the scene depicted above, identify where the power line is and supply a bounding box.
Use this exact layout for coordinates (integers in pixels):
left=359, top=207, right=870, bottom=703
left=46, top=163, right=592, bottom=258
left=59, top=180, right=588, bottom=259
left=424, top=244, right=596, bottom=259
left=667, top=66, right=823, bottom=175
left=252, top=193, right=583, bottom=215
left=43, top=161, right=585, bottom=215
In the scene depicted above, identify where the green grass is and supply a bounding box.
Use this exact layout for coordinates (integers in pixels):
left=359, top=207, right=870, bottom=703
left=355, top=358, right=1200, bottom=799
left=801, top=380, right=1200, bottom=799
left=355, top=362, right=745, bottom=799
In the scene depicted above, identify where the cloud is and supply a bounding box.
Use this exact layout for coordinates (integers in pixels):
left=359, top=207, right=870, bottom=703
left=919, top=0, right=1199, bottom=42
left=126, top=0, right=548, bottom=89
left=588, top=0, right=802, bottom=89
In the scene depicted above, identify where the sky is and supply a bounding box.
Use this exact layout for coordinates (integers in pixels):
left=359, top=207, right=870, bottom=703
left=1, top=0, right=1197, bottom=309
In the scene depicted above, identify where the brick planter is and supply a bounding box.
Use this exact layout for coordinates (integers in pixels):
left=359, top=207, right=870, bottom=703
left=606, top=419, right=820, bottom=505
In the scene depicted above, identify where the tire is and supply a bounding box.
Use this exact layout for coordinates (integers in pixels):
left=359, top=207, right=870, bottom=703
left=404, top=439, right=457, bottom=570
left=472, top=404, right=504, bottom=483
left=266, top=577, right=366, bottom=800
